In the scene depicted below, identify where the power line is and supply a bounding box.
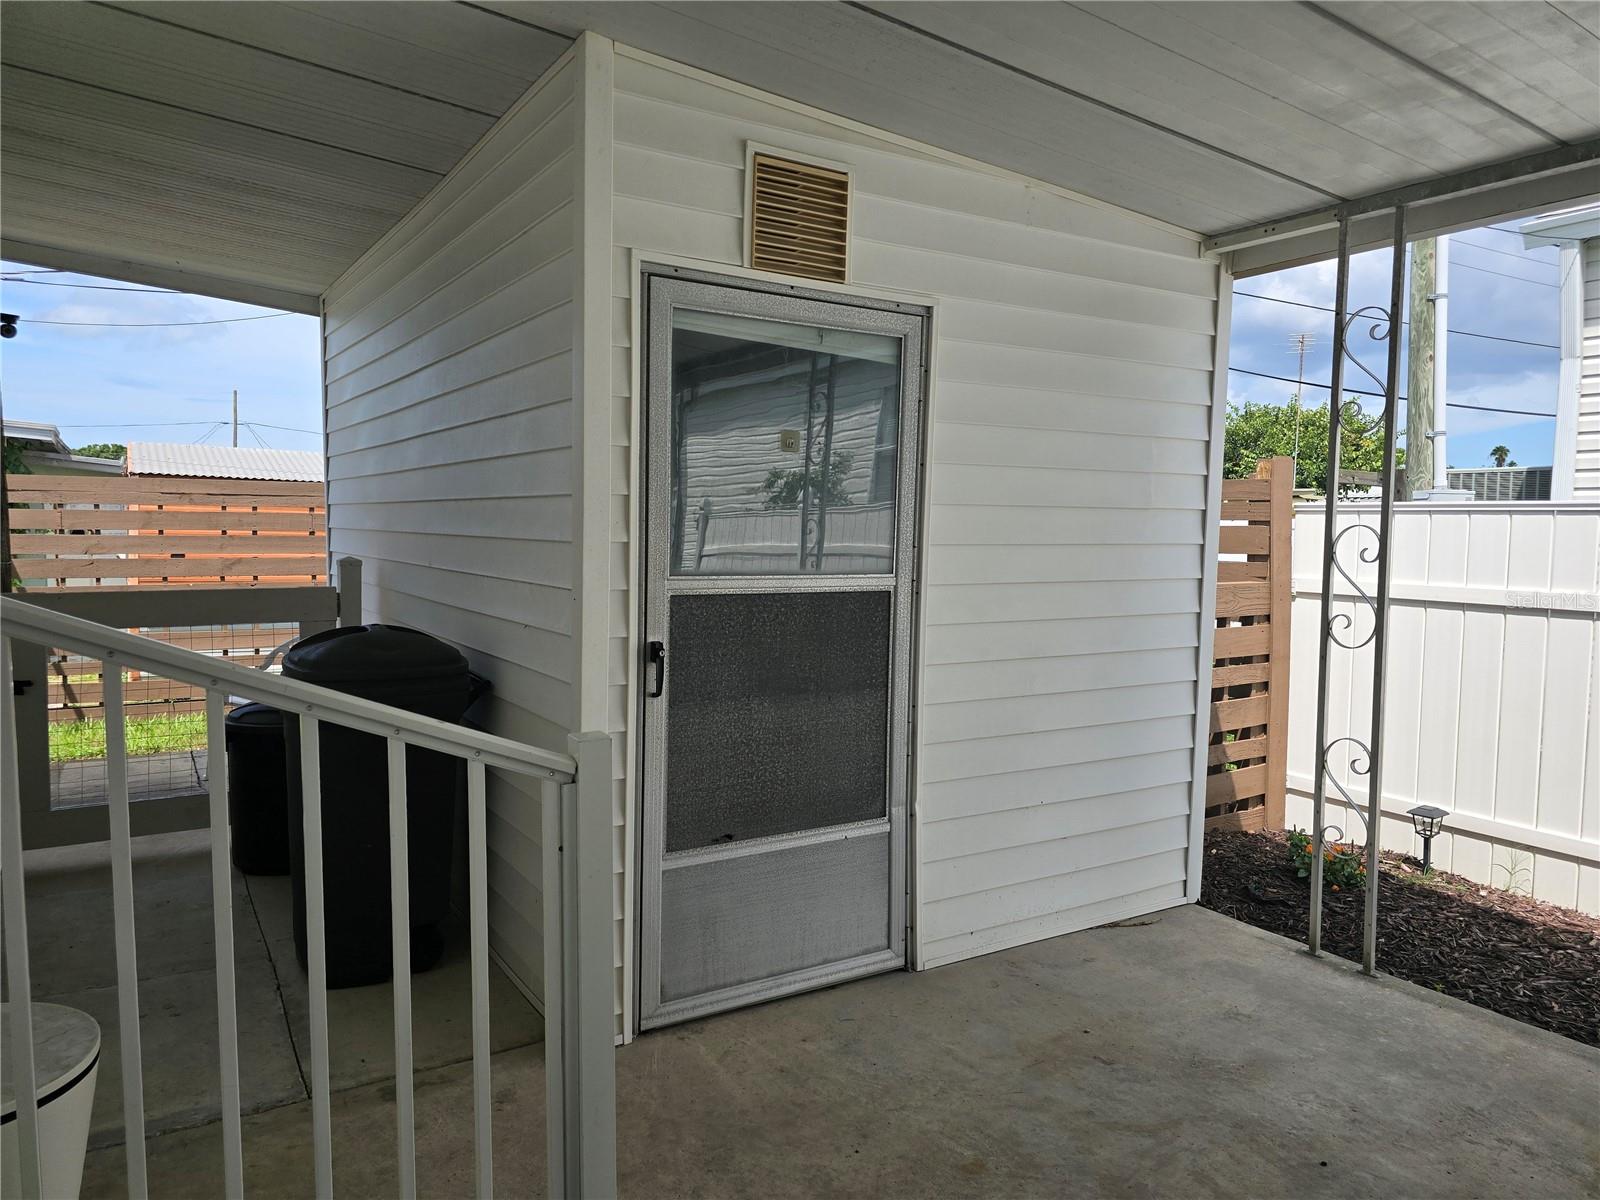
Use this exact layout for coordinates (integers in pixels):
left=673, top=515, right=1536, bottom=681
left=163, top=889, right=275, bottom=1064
left=49, top=419, right=320, bottom=440
left=1448, top=260, right=1559, bottom=288
left=1227, top=365, right=1556, bottom=418
left=1232, top=290, right=1558, bottom=349
left=1, top=278, right=182, bottom=293
left=54, top=420, right=221, bottom=428
left=1448, top=236, right=1556, bottom=264
left=50, top=418, right=321, bottom=435
left=13, top=312, right=295, bottom=328
left=243, top=420, right=320, bottom=435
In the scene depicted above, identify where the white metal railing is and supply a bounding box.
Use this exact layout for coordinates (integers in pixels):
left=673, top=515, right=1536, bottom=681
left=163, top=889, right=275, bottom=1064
left=0, top=597, right=617, bottom=1199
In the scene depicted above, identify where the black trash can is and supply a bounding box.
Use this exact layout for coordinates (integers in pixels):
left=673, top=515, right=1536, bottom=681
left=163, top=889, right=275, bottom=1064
left=225, top=703, right=290, bottom=876
left=281, top=625, right=471, bottom=989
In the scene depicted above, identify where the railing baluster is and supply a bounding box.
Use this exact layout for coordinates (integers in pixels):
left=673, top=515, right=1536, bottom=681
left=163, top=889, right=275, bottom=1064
left=565, top=733, right=618, bottom=1199
left=467, top=759, right=494, bottom=1198
left=301, top=715, right=335, bottom=1199
left=2, top=636, right=44, bottom=1200
left=387, top=738, right=417, bottom=1200
left=105, top=668, right=150, bottom=1199
left=541, top=779, right=568, bottom=1200
left=205, top=690, right=245, bottom=1199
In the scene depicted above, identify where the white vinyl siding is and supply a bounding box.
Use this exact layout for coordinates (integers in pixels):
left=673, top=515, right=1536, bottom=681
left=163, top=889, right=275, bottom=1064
left=1578, top=239, right=1599, bottom=497
left=321, top=54, right=577, bottom=1005
left=608, top=52, right=1219, bottom=979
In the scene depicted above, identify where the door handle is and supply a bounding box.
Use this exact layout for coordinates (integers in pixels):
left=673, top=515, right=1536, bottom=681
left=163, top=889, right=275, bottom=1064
left=647, top=641, right=667, bottom=698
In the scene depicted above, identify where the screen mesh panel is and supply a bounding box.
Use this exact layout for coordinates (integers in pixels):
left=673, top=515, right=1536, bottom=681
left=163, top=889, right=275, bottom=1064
left=665, top=589, right=890, bottom=852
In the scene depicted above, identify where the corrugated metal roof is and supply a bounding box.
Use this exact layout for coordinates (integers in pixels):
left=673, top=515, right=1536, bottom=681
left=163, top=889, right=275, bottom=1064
left=125, top=441, right=323, bottom=482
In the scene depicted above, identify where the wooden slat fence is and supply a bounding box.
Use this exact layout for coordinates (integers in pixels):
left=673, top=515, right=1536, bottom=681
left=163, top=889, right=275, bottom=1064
left=45, top=625, right=298, bottom=723
left=5, top=473, right=325, bottom=588
left=1205, top=457, right=1293, bottom=832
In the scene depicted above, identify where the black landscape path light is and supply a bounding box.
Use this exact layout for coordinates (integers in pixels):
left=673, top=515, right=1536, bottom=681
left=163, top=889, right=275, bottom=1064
left=1407, top=804, right=1448, bottom=874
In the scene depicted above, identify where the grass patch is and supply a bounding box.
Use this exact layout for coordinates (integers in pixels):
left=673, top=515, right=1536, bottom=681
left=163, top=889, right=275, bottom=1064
left=50, top=713, right=209, bottom=763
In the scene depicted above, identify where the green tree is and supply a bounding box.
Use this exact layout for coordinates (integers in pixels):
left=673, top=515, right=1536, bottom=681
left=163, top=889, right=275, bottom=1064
left=759, top=450, right=857, bottom=510
left=1489, top=445, right=1512, bottom=468
left=2, top=438, right=32, bottom=475
left=72, top=442, right=125, bottom=460
left=1224, top=396, right=1398, bottom=494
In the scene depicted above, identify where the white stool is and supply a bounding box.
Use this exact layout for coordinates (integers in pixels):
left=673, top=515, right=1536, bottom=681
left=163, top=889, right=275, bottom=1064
left=2, top=1003, right=101, bottom=1200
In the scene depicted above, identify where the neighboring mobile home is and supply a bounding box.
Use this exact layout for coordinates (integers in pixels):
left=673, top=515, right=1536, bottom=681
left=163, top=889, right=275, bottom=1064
left=1521, top=204, right=1600, bottom=499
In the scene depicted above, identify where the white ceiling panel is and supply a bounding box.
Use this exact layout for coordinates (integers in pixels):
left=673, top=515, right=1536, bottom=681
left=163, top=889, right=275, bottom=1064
left=3, top=3, right=497, bottom=174
left=867, top=3, right=1415, bottom=198
left=1316, top=1, right=1600, bottom=144
left=499, top=0, right=1333, bottom=231
left=128, top=1, right=573, bottom=117
left=1, top=1, right=1595, bottom=304
left=504, top=0, right=1598, bottom=239
left=0, top=0, right=572, bottom=307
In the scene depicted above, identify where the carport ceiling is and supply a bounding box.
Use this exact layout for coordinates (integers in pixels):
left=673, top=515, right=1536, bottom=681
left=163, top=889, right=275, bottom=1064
left=2, top=1, right=1597, bottom=310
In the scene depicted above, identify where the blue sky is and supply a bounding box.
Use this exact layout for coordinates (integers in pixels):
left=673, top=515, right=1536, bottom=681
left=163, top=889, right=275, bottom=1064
left=1226, top=222, right=1561, bottom=470
left=1, top=218, right=1563, bottom=468
left=0, top=265, right=323, bottom=453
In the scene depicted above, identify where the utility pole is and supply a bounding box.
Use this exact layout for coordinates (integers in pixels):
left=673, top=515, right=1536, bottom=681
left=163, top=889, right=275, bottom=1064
left=1289, top=333, right=1315, bottom=468
left=1431, top=235, right=1449, bottom=489
left=232, top=389, right=239, bottom=447
left=1405, top=238, right=1436, bottom=497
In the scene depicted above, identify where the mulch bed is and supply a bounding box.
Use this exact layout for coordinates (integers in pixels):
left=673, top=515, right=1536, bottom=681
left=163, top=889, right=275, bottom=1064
left=1199, top=829, right=1600, bottom=1046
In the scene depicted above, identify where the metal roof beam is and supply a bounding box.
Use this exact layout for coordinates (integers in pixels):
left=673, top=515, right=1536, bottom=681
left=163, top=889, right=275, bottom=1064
left=1202, top=137, right=1600, bottom=257
left=1224, top=167, right=1600, bottom=278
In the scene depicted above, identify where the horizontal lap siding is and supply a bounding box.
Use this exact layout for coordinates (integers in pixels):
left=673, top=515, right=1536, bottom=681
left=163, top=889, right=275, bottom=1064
left=322, top=57, right=577, bottom=1006
left=611, top=55, right=1217, bottom=979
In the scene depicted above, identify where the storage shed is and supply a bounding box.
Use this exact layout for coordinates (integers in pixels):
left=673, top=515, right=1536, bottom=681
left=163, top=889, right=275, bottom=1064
left=321, top=36, right=1224, bottom=1039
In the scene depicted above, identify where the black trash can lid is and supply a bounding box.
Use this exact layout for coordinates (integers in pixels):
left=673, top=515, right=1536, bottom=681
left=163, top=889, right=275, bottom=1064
left=226, top=701, right=284, bottom=729
left=282, top=624, right=468, bottom=686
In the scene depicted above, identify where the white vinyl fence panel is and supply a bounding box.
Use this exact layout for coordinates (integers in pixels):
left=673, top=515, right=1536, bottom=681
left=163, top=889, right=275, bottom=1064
left=1287, top=501, right=1600, bottom=914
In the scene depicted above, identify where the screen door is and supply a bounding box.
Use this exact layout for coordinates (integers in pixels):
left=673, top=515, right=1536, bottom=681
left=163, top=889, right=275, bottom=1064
left=639, top=270, right=923, bottom=1029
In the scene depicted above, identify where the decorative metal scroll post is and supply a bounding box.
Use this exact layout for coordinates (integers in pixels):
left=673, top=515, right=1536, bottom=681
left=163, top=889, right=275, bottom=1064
left=798, top=353, right=839, bottom=570
left=1308, top=207, right=1407, bottom=972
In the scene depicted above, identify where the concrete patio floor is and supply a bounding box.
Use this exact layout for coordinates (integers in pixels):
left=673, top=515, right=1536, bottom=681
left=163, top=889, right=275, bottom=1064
left=60, top=886, right=1598, bottom=1198
left=13, top=829, right=542, bottom=1153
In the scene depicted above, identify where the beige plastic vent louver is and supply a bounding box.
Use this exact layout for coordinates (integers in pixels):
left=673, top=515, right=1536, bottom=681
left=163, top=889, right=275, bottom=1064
left=749, top=153, right=850, bottom=282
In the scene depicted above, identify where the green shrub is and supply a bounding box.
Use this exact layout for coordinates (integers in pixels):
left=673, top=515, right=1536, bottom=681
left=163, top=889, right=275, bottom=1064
left=1287, top=827, right=1367, bottom=892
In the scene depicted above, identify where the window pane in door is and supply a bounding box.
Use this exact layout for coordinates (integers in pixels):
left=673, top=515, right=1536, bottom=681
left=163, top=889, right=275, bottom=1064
left=670, top=309, right=901, bottom=575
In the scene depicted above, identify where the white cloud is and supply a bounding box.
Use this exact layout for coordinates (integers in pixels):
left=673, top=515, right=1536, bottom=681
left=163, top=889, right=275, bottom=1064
left=1444, top=369, right=1557, bottom=436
